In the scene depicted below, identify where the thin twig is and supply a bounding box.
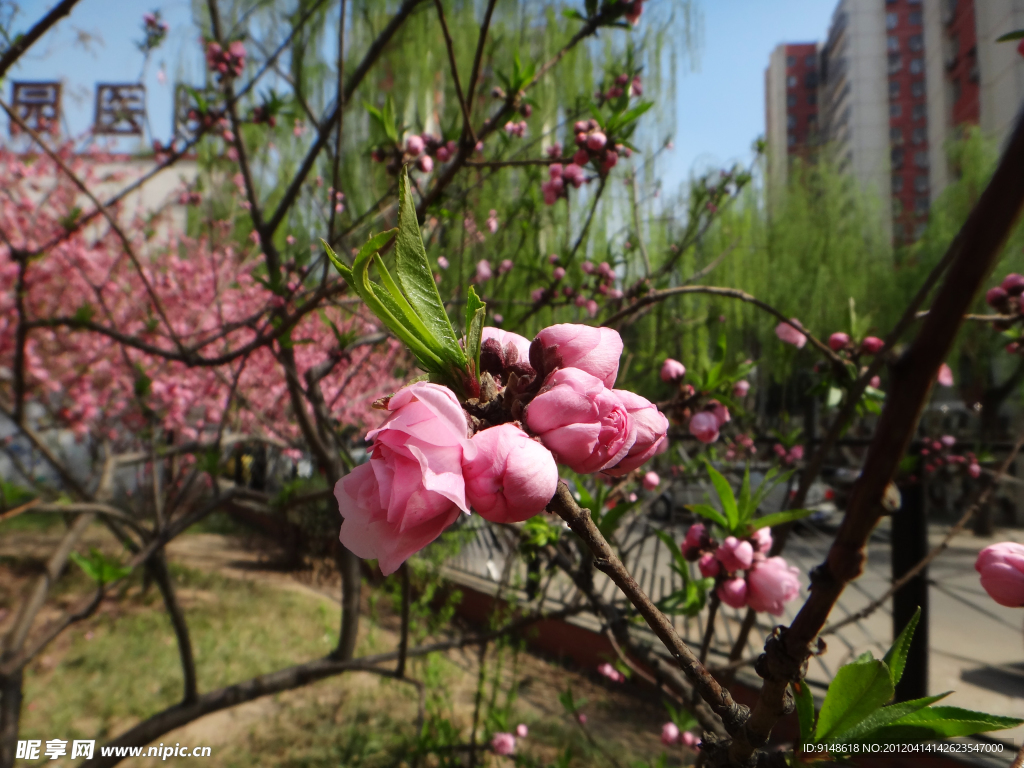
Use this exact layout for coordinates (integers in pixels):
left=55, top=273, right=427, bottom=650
left=433, top=0, right=476, bottom=145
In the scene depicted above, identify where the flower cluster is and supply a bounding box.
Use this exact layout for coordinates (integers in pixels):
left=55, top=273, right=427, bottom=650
left=661, top=722, right=699, bottom=749
left=597, top=662, right=626, bottom=683
left=683, top=524, right=801, bottom=615
left=504, top=120, right=528, bottom=138
left=772, top=443, right=804, bottom=466
left=491, top=724, right=529, bottom=756
left=205, top=40, right=246, bottom=80
left=723, top=433, right=756, bottom=462
left=337, top=324, right=669, bottom=574
left=915, top=435, right=980, bottom=479
left=595, top=72, right=643, bottom=103
left=541, top=162, right=587, bottom=205
left=571, top=120, right=623, bottom=176
left=371, top=133, right=459, bottom=175
left=139, top=11, right=169, bottom=53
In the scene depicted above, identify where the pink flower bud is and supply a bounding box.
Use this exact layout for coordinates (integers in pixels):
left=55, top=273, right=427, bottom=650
left=681, top=732, right=698, bottom=748
left=711, top=401, right=731, bottom=427
left=987, top=286, right=1009, bottom=307
left=531, top=288, right=545, bottom=302
left=463, top=424, right=558, bottom=524
left=587, top=132, right=607, bottom=151
left=553, top=266, right=566, bottom=280
left=575, top=132, right=588, bottom=147
left=938, top=362, right=954, bottom=387
left=869, top=376, right=881, bottom=389
left=684, top=523, right=706, bottom=553
left=601, top=150, right=619, bottom=172
left=861, top=336, right=885, bottom=355
left=437, top=256, right=449, bottom=269
left=499, top=258, right=513, bottom=274
left=689, top=411, right=719, bottom=444
left=968, top=462, right=981, bottom=478
left=475, top=260, right=493, bottom=282
left=717, top=536, right=754, bottom=572
left=718, top=577, right=748, bottom=608
left=1002, top=273, right=1024, bottom=296
left=562, top=163, right=586, bottom=188
left=775, top=319, right=807, bottom=349
left=642, top=471, right=660, bottom=490
left=660, top=358, right=686, bottom=382
left=661, top=722, right=680, bottom=746
left=491, top=733, right=516, bottom=755
left=534, top=323, right=624, bottom=387
left=573, top=148, right=590, bottom=166
left=733, top=380, right=750, bottom=398
left=525, top=367, right=636, bottom=474
left=549, top=163, right=564, bottom=179
left=581, top=261, right=595, bottom=274
left=751, top=527, right=772, bottom=553
left=746, top=556, right=801, bottom=615
left=516, top=724, right=528, bottom=738
left=698, top=552, right=720, bottom=578
left=975, top=542, right=1024, bottom=607
left=940, top=435, right=956, bottom=447
left=405, top=135, right=425, bottom=156
left=416, top=154, right=433, bottom=173
left=828, top=332, right=850, bottom=351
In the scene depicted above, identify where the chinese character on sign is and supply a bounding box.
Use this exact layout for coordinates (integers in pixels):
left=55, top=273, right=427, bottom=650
left=15, top=740, right=41, bottom=759
left=10, top=81, right=61, bottom=136
left=71, top=740, right=96, bottom=759
left=94, top=83, right=146, bottom=135
left=44, top=739, right=67, bottom=760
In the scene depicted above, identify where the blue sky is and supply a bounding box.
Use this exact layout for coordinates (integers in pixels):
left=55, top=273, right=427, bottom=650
left=8, top=0, right=836, bottom=190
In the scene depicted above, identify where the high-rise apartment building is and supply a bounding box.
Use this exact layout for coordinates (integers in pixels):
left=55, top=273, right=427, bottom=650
left=765, top=0, right=1024, bottom=245
left=924, top=0, right=1024, bottom=201
left=765, top=42, right=820, bottom=192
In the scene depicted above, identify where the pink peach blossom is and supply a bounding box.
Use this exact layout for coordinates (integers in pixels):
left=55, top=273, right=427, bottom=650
left=689, top=411, right=720, bottom=444
left=775, top=319, right=807, bottom=349
left=718, top=577, right=748, bottom=608
left=746, top=556, right=801, bottom=615
left=698, top=552, right=720, bottom=578
left=642, top=471, right=660, bottom=490
left=937, top=363, right=954, bottom=387
left=661, top=722, right=680, bottom=746
left=661, top=358, right=686, bottom=382
left=733, top=380, right=750, bottom=398
left=491, top=733, right=515, bottom=755
left=604, top=389, right=668, bottom=476
left=717, top=536, right=754, bottom=572
left=525, top=367, right=636, bottom=474
left=336, top=382, right=472, bottom=575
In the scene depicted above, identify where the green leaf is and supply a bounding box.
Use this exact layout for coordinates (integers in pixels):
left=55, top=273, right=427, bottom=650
left=686, top=503, right=729, bottom=530
left=826, top=386, right=843, bottom=408
left=792, top=680, right=815, bottom=748
left=862, top=706, right=1023, bottom=744
left=653, top=530, right=687, bottom=571
left=563, top=7, right=586, bottom=20
left=393, top=168, right=466, bottom=369
left=382, top=94, right=398, bottom=143
left=705, top=462, right=738, bottom=530
left=996, top=29, right=1024, bottom=42
left=465, top=285, right=485, bottom=383
left=69, top=548, right=132, bottom=586
left=748, top=508, right=815, bottom=531
left=814, top=659, right=894, bottom=742
left=832, top=693, right=950, bottom=744
left=73, top=303, right=95, bottom=324
left=737, top=464, right=752, bottom=524
left=883, top=607, right=920, bottom=686
left=585, top=0, right=598, bottom=16
left=600, top=500, right=635, bottom=539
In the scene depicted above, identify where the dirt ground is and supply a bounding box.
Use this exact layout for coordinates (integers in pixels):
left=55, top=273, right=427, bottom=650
left=0, top=519, right=691, bottom=767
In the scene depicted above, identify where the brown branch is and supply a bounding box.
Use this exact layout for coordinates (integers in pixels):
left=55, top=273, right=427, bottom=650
left=327, top=0, right=348, bottom=243
left=823, top=429, right=1024, bottom=637
left=82, top=606, right=580, bottom=768
left=729, top=107, right=1024, bottom=765
left=605, top=284, right=843, bottom=366
left=547, top=483, right=747, bottom=734
left=465, top=0, right=498, bottom=121
left=433, top=0, right=476, bottom=145
left=396, top=563, right=411, bottom=678
left=0, top=0, right=80, bottom=78
left=148, top=551, right=198, bottom=705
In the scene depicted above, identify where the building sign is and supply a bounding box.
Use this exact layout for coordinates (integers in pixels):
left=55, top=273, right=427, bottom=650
left=10, top=81, right=61, bottom=135
left=94, top=83, right=146, bottom=135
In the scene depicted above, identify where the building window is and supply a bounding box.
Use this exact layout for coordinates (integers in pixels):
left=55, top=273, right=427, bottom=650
left=911, top=80, right=925, bottom=98
left=788, top=133, right=796, bottom=146
left=915, top=197, right=929, bottom=214
left=914, top=150, right=929, bottom=167
left=805, top=54, right=816, bottom=67
left=891, top=127, right=904, bottom=144
left=787, top=114, right=797, bottom=129
left=886, top=12, right=899, bottom=30
left=805, top=72, right=818, bottom=88
left=808, top=92, right=817, bottom=105
left=787, top=93, right=797, bottom=107
left=892, top=175, right=904, bottom=193
left=912, top=103, right=926, bottom=120
left=787, top=55, right=796, bottom=67
left=890, top=103, right=903, bottom=118
left=889, top=80, right=901, bottom=99
left=915, top=175, right=929, bottom=192
left=892, top=147, right=905, bottom=169
left=888, top=35, right=900, bottom=52
left=909, top=10, right=922, bottom=25
left=787, top=75, right=797, bottom=88
left=909, top=34, right=923, bottom=52
left=910, top=58, right=924, bottom=74
left=952, top=77, right=961, bottom=103
left=912, top=126, right=926, bottom=144
left=889, top=53, right=902, bottom=73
